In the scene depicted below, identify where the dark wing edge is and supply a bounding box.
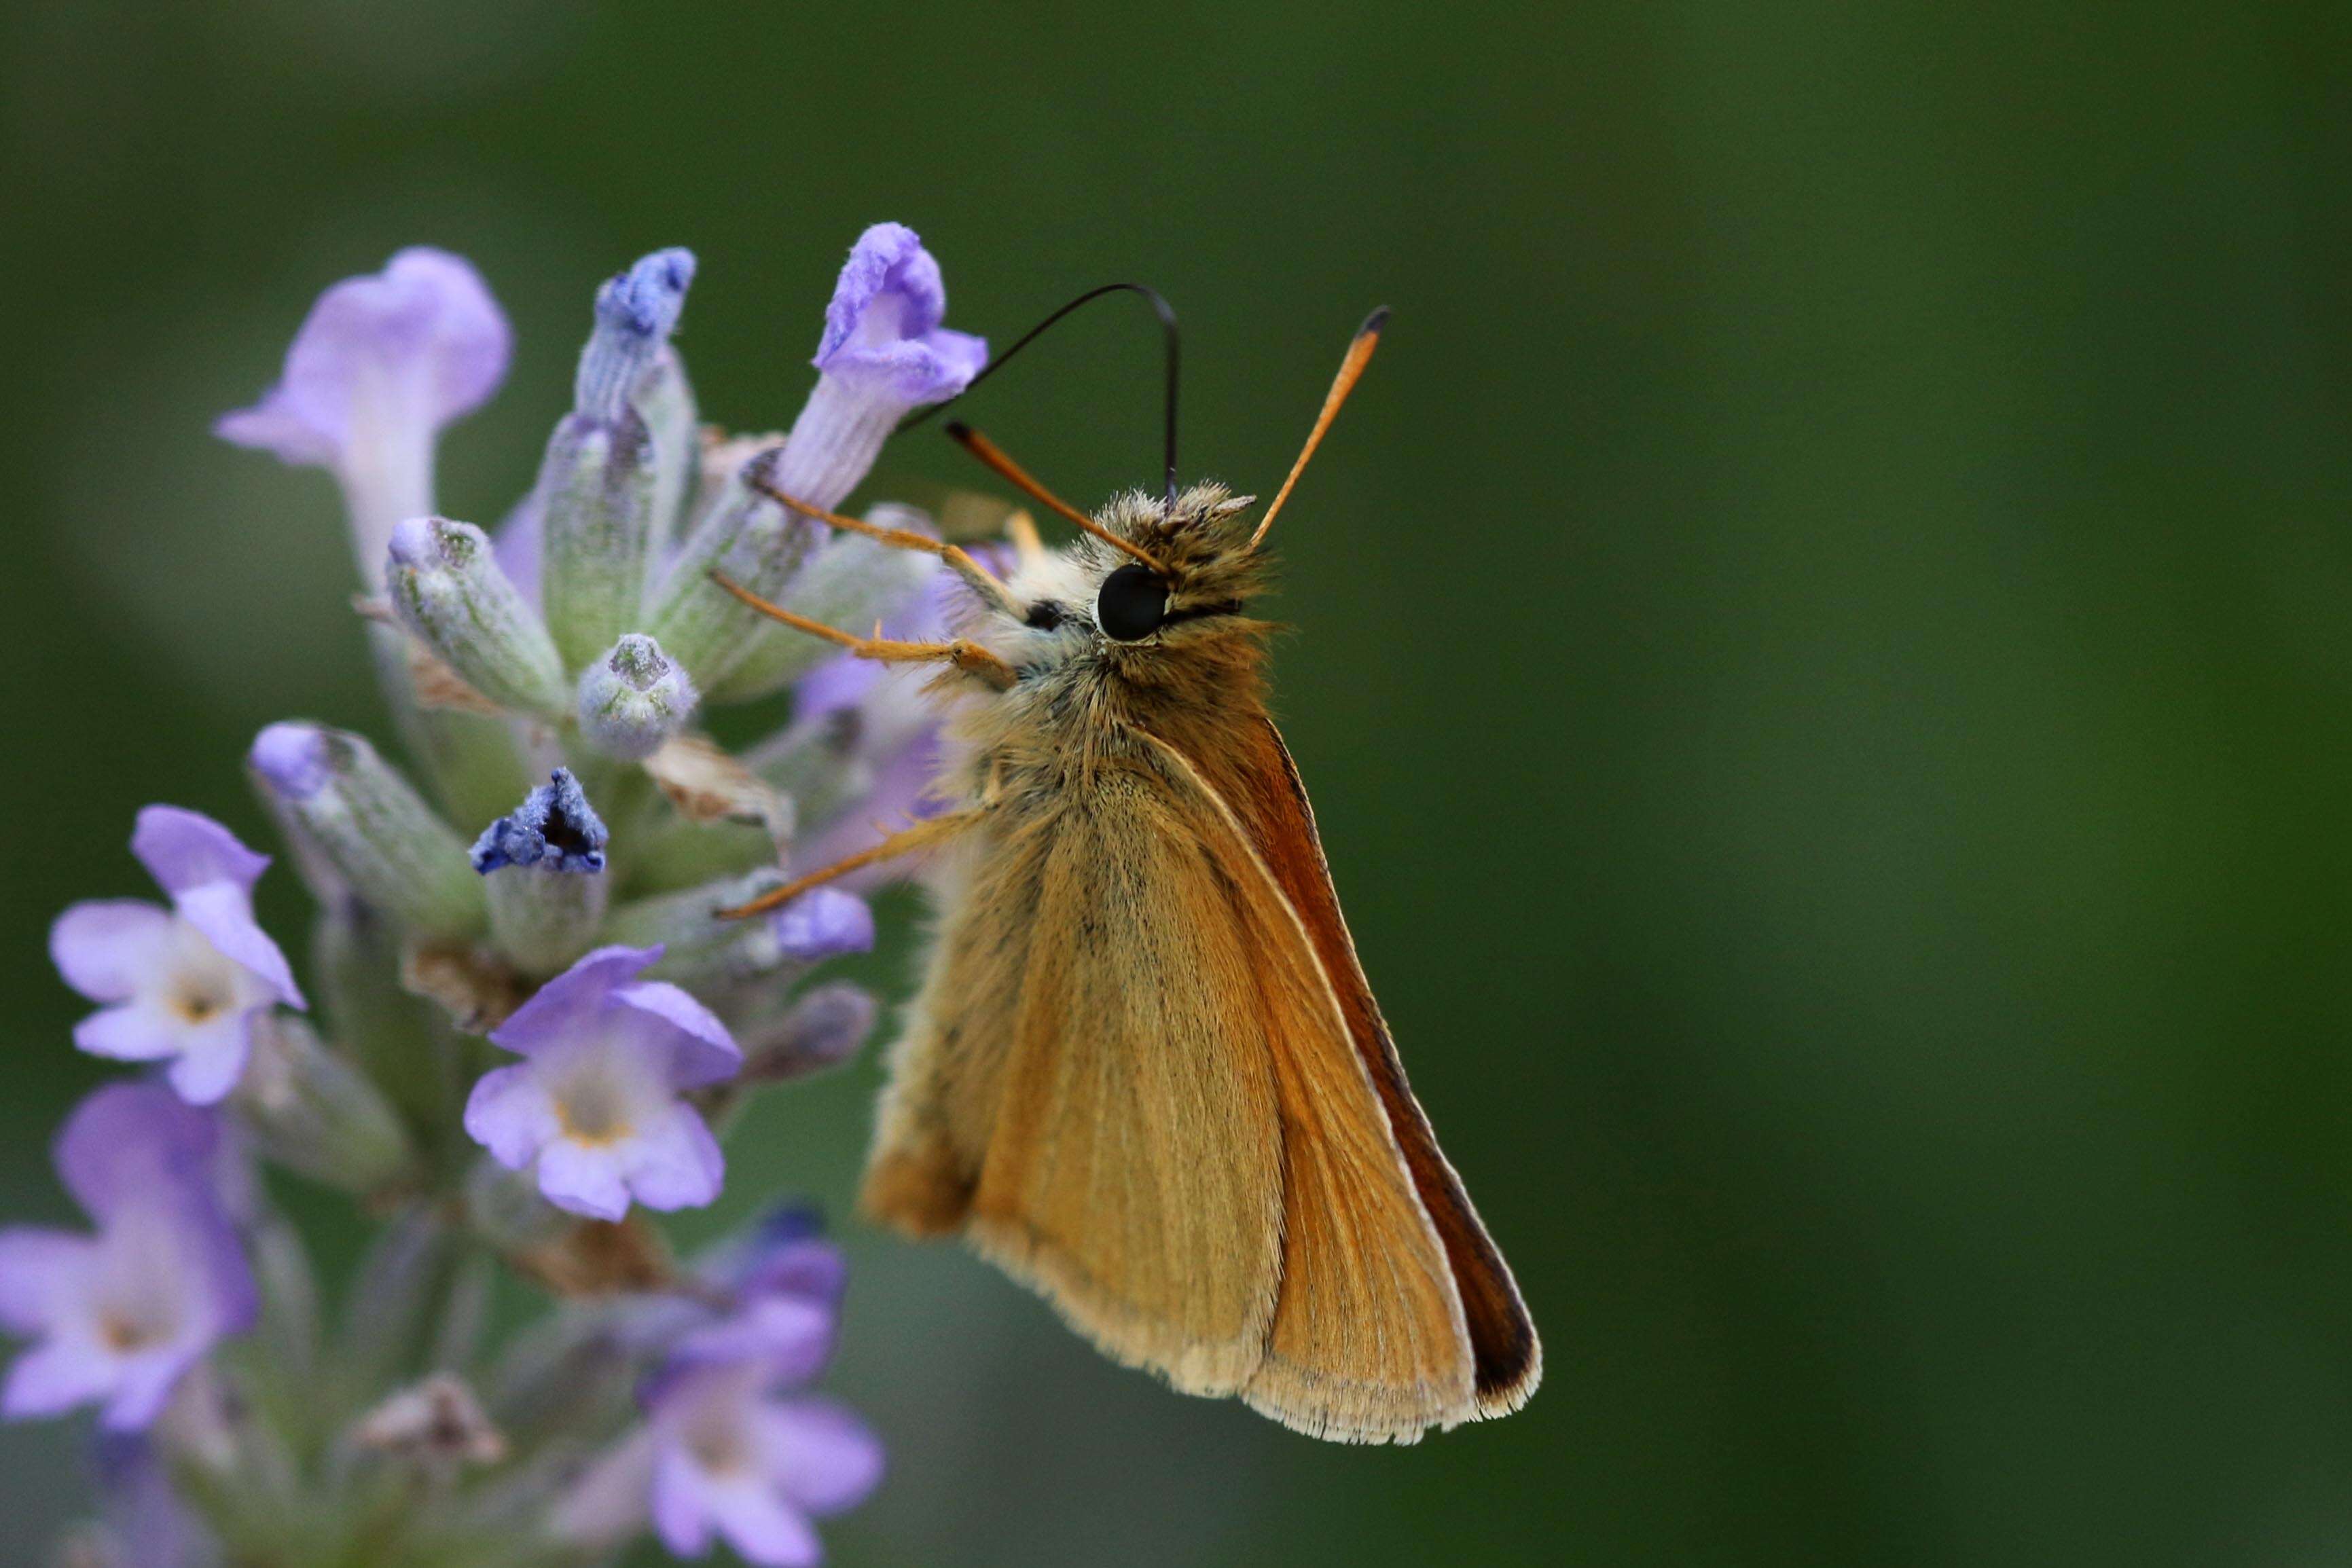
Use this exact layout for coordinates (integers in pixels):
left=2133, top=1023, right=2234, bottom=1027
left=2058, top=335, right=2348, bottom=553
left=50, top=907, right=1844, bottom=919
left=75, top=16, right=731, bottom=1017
left=1233, top=718, right=1543, bottom=1417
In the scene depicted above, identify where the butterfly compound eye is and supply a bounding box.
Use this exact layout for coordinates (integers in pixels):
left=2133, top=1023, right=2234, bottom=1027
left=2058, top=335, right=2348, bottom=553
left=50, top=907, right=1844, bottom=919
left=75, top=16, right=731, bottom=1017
left=1096, top=564, right=1170, bottom=641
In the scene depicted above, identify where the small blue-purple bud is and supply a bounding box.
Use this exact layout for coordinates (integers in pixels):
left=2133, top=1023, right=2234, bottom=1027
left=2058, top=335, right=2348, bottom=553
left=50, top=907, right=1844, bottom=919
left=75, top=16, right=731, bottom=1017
left=471, top=769, right=608, bottom=875
left=577, top=634, right=699, bottom=761
left=471, top=770, right=610, bottom=977
left=575, top=248, right=696, bottom=422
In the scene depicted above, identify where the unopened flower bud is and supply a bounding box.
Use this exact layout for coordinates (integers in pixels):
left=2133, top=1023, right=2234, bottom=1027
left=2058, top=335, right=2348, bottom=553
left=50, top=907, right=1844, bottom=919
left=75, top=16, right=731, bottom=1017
left=249, top=723, right=484, bottom=938
left=539, top=249, right=695, bottom=670
left=577, top=634, right=698, bottom=761
left=385, top=517, right=569, bottom=719
left=471, top=769, right=609, bottom=977
left=740, top=981, right=878, bottom=1083
left=233, top=1013, right=412, bottom=1195
left=575, top=249, right=695, bottom=422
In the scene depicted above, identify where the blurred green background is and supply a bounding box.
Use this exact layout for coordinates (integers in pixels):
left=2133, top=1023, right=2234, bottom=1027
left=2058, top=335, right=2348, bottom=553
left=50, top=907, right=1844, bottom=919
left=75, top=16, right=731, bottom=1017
left=3, top=1, right=2351, bottom=1563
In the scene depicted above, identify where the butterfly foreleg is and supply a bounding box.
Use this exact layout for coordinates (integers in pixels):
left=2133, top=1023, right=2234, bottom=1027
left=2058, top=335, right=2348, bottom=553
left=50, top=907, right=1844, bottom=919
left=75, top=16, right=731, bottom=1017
left=708, top=571, right=1017, bottom=690
left=715, top=808, right=988, bottom=919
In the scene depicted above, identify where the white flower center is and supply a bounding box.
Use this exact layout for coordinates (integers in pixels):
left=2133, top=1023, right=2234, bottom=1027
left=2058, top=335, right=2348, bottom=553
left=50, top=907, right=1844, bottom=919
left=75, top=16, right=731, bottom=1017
left=555, top=1075, right=634, bottom=1147
left=148, top=917, right=255, bottom=1030
left=544, top=1035, right=669, bottom=1151
left=674, top=1371, right=761, bottom=1477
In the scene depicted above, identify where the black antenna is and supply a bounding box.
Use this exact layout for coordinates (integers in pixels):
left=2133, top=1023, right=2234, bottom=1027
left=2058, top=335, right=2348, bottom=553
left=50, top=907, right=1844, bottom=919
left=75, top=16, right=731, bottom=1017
left=901, top=282, right=1181, bottom=507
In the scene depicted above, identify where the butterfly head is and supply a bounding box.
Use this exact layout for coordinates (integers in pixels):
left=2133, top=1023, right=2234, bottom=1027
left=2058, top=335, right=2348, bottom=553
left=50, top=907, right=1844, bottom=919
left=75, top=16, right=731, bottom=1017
left=1000, top=483, right=1269, bottom=657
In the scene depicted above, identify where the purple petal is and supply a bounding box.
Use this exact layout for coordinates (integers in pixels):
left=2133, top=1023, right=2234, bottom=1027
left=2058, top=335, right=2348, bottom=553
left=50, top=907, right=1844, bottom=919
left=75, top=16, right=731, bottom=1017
left=162, top=1013, right=256, bottom=1106
left=767, top=888, right=874, bottom=964
left=741, top=1235, right=849, bottom=1313
left=650, top=1445, right=718, bottom=1557
left=462, top=1064, right=561, bottom=1171
left=488, top=945, right=663, bottom=1057
left=761, top=1396, right=884, bottom=1516
left=576, top=248, right=697, bottom=420
left=54, top=1084, right=223, bottom=1223
left=216, top=247, right=509, bottom=469
left=50, top=902, right=171, bottom=1004
left=101, top=1348, right=197, bottom=1432
left=131, top=807, right=270, bottom=902
left=73, top=1006, right=183, bottom=1065
left=3, top=1339, right=118, bottom=1423
left=173, top=883, right=303, bottom=1010
left=814, top=223, right=987, bottom=406
left=672, top=1294, right=835, bottom=1385
left=0, top=1230, right=94, bottom=1336
left=619, top=1108, right=725, bottom=1213
left=706, top=1477, right=822, bottom=1567
left=536, top=1142, right=634, bottom=1223
left=612, top=979, right=741, bottom=1087
left=179, top=1202, right=259, bottom=1341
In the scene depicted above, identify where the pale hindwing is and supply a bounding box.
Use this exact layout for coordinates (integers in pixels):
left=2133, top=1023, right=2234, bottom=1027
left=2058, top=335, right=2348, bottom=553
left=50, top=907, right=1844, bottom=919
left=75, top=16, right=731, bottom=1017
left=965, top=769, right=1286, bottom=1397
left=862, top=812, right=1055, bottom=1236
left=1136, top=732, right=1478, bottom=1442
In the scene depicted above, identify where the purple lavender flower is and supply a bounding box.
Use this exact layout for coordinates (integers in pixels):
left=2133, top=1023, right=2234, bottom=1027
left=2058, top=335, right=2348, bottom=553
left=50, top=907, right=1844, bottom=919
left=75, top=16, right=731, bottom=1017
left=770, top=223, right=987, bottom=509
left=52, top=808, right=304, bottom=1105
left=553, top=1220, right=878, bottom=1567
left=0, top=1085, right=256, bottom=1431
left=463, top=946, right=740, bottom=1221
left=560, top=1366, right=880, bottom=1565
left=216, top=248, right=511, bottom=585
left=668, top=1211, right=848, bottom=1381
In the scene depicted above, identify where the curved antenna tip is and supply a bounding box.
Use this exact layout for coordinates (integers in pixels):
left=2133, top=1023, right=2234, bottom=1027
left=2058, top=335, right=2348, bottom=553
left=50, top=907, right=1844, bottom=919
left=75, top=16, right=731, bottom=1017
left=1358, top=305, right=1392, bottom=339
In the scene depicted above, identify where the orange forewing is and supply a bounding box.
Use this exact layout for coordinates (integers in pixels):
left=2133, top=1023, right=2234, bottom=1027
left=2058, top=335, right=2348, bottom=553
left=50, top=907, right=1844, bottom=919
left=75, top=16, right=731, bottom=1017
left=1134, top=731, right=1479, bottom=1439
left=1201, top=718, right=1543, bottom=1417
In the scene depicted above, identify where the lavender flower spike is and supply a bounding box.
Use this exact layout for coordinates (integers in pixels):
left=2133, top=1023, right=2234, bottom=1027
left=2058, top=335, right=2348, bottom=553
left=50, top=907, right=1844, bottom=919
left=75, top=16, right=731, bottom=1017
left=52, top=807, right=304, bottom=1104
left=0, top=1084, right=257, bottom=1431
left=217, top=248, right=510, bottom=587
left=464, top=945, right=740, bottom=1220
left=554, top=1221, right=876, bottom=1564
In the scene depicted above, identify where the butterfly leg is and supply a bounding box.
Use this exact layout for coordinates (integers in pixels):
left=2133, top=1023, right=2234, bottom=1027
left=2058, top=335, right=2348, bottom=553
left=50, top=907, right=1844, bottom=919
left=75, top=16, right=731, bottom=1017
left=708, top=572, right=1018, bottom=689
left=743, top=477, right=1022, bottom=619
left=715, top=809, right=985, bottom=919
